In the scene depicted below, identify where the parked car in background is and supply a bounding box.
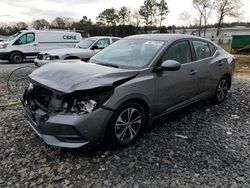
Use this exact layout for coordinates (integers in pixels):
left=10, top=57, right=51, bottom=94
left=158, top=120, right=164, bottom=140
left=34, top=36, right=120, bottom=67
left=22, top=34, right=235, bottom=148
left=0, top=30, right=82, bottom=63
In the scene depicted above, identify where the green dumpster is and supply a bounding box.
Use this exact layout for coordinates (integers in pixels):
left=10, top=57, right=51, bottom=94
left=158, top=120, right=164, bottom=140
left=231, top=35, right=250, bottom=53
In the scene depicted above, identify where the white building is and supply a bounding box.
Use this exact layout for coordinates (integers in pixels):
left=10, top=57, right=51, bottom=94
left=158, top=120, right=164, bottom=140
left=176, top=26, right=250, bottom=43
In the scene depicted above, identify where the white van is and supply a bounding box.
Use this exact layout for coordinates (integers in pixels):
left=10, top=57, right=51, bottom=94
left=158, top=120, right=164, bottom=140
left=0, top=30, right=82, bottom=63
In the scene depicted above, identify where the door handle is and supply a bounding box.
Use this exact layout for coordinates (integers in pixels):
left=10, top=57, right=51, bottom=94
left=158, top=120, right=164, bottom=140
left=189, top=69, right=198, bottom=75
left=218, top=61, right=224, bottom=66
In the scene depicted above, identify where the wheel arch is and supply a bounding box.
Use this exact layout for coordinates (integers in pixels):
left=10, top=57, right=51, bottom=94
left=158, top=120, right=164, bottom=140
left=9, top=50, right=24, bottom=58
left=103, top=97, right=151, bottom=144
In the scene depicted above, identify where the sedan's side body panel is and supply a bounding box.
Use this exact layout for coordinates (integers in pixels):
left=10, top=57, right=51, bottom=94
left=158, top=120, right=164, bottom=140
left=153, top=61, right=199, bottom=115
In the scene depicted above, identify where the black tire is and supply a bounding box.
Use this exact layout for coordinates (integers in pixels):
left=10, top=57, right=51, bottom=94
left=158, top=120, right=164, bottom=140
left=9, top=52, right=23, bottom=64
left=106, top=102, right=146, bottom=147
left=212, top=76, right=230, bottom=104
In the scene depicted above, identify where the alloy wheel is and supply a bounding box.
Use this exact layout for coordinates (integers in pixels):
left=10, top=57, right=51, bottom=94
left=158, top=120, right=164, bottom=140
left=115, top=108, right=142, bottom=143
left=217, top=79, right=228, bottom=102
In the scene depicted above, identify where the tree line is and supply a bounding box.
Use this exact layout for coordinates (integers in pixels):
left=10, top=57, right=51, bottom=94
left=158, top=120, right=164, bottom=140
left=0, top=0, right=244, bottom=37
left=180, top=0, right=243, bottom=37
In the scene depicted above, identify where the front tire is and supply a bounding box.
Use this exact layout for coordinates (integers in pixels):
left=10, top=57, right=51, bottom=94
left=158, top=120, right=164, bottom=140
left=212, top=76, right=230, bottom=104
left=107, top=102, right=146, bottom=147
left=10, top=52, right=23, bottom=64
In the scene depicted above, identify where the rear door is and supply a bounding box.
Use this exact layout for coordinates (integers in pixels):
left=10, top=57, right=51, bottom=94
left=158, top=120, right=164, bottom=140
left=191, top=40, right=217, bottom=96
left=154, top=40, right=199, bottom=114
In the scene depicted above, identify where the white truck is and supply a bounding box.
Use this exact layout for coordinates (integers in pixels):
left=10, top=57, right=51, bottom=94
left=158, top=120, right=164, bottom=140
left=0, top=30, right=82, bottom=63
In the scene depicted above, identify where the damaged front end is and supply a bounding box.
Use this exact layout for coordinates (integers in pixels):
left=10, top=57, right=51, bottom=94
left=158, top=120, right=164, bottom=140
left=22, top=63, right=138, bottom=148
left=22, top=82, right=115, bottom=148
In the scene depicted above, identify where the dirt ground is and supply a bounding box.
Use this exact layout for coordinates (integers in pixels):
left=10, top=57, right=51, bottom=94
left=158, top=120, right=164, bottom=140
left=219, top=44, right=250, bottom=81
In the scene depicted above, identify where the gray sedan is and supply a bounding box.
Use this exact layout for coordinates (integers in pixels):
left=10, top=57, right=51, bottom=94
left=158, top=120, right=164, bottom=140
left=22, top=34, right=235, bottom=148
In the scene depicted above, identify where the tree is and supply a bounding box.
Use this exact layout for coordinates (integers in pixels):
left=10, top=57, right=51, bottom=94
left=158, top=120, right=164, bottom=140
left=51, top=17, right=66, bottom=29
left=193, top=0, right=212, bottom=36
left=31, top=19, right=50, bottom=30
left=78, top=16, right=92, bottom=35
left=118, top=6, right=131, bottom=25
left=139, top=0, right=157, bottom=26
left=157, top=0, right=169, bottom=26
left=64, top=17, right=74, bottom=28
left=179, top=11, right=193, bottom=26
left=202, top=1, right=213, bottom=37
left=131, top=9, right=142, bottom=31
left=96, top=8, right=119, bottom=26
left=15, top=22, right=28, bottom=30
left=215, top=0, right=243, bottom=36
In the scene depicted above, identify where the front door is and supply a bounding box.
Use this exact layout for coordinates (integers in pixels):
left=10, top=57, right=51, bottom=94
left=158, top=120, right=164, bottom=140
left=12, top=32, right=38, bottom=58
left=154, top=40, right=199, bottom=114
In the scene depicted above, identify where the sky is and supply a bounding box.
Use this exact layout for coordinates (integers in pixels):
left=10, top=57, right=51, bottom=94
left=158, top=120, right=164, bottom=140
left=0, top=0, right=250, bottom=26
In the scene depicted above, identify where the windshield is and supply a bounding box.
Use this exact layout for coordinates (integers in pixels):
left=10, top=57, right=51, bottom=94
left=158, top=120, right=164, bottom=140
left=76, top=38, right=97, bottom=49
left=9, top=31, right=22, bottom=41
left=90, top=39, right=165, bottom=69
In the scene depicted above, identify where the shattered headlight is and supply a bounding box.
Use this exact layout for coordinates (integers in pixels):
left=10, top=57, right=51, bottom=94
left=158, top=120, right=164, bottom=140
left=63, top=90, right=113, bottom=114
left=71, top=100, right=97, bottom=113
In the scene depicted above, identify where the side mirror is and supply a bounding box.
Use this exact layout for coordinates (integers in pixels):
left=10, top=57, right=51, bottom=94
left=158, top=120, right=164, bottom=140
left=155, top=60, right=181, bottom=71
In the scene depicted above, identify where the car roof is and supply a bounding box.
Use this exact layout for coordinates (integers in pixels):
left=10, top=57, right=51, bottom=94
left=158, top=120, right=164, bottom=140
left=125, top=34, right=207, bottom=42
left=89, top=36, right=120, bottom=39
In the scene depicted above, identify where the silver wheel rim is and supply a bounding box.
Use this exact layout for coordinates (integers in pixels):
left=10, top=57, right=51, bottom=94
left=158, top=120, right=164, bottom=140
left=217, top=79, right=228, bottom=102
left=115, top=108, right=142, bottom=142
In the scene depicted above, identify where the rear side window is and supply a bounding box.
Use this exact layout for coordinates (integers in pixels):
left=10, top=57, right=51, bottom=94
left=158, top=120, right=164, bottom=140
left=192, top=40, right=211, bottom=60
left=162, top=41, right=192, bottom=64
left=14, top=33, right=35, bottom=45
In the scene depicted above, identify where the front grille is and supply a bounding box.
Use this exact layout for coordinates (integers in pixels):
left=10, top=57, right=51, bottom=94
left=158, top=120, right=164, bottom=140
left=37, top=54, right=44, bottom=60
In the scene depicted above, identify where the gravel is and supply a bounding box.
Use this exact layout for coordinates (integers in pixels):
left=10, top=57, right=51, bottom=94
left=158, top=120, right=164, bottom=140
left=0, top=63, right=250, bottom=187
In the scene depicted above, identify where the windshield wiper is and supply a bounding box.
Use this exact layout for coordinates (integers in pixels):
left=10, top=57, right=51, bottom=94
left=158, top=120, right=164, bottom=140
left=97, top=63, right=119, bottom=68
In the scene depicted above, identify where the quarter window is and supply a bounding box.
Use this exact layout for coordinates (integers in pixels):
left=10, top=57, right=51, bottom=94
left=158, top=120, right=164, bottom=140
left=14, top=33, right=35, bottom=45
left=112, top=38, right=120, bottom=43
left=209, top=43, right=217, bottom=56
left=162, top=41, right=192, bottom=64
left=192, top=40, right=211, bottom=60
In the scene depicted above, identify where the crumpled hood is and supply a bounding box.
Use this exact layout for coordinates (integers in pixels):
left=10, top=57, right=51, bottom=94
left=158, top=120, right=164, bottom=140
left=40, top=48, right=91, bottom=57
left=30, top=62, right=138, bottom=93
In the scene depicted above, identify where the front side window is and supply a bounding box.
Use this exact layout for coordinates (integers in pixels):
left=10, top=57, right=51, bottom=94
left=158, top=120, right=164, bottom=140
left=192, top=40, right=211, bottom=60
left=94, top=39, right=110, bottom=49
left=162, top=41, right=192, bottom=64
left=14, top=33, right=35, bottom=45
left=90, top=39, right=164, bottom=69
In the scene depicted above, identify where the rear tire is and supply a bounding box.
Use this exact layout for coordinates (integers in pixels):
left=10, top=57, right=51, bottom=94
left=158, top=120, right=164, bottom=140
left=10, top=52, right=23, bottom=64
left=212, top=76, right=230, bottom=104
left=106, top=102, right=146, bottom=147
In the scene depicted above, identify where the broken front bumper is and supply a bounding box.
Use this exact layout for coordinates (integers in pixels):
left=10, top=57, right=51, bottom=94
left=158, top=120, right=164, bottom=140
left=22, top=99, right=114, bottom=148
